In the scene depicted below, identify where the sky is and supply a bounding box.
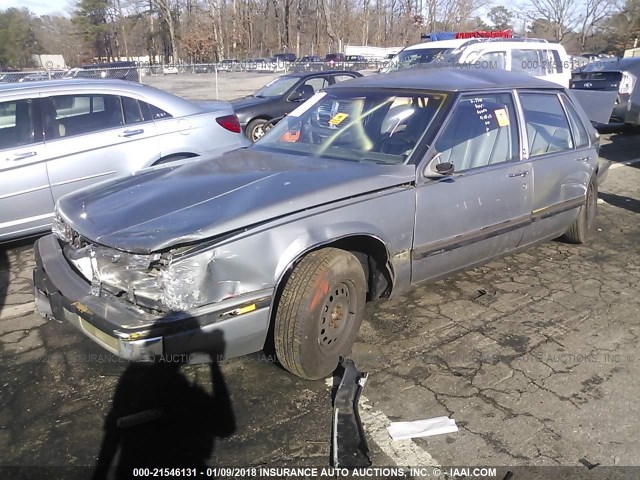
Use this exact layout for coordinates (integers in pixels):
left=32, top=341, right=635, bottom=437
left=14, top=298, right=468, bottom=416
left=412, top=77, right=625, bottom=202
left=1, top=0, right=72, bottom=16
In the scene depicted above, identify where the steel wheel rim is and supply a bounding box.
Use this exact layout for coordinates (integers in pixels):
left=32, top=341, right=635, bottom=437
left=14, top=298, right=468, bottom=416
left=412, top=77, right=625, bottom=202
left=318, top=281, right=355, bottom=351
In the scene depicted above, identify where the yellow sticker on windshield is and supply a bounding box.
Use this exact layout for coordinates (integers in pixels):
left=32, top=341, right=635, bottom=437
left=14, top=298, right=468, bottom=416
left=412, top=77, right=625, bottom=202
left=495, top=108, right=509, bottom=127
left=329, top=112, right=349, bottom=125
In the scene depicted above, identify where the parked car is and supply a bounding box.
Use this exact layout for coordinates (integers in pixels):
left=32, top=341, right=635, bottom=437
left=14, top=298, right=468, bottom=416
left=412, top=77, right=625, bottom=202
left=63, top=61, right=140, bottom=82
left=218, top=59, right=239, bottom=72
left=230, top=70, right=362, bottom=141
left=570, top=57, right=640, bottom=128
left=344, top=55, right=368, bottom=71
left=34, top=69, right=606, bottom=380
left=0, top=79, right=247, bottom=242
left=162, top=65, right=179, bottom=75
left=18, top=72, right=60, bottom=82
left=294, top=55, right=323, bottom=72
left=194, top=64, right=214, bottom=74
left=325, top=53, right=346, bottom=69
left=274, top=53, right=297, bottom=63
left=382, top=38, right=572, bottom=87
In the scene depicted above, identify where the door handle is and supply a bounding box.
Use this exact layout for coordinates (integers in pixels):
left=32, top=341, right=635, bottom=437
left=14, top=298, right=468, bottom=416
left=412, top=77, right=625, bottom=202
left=10, top=151, right=37, bottom=161
left=507, top=171, right=529, bottom=178
left=119, top=129, right=144, bottom=137
left=576, top=156, right=591, bottom=162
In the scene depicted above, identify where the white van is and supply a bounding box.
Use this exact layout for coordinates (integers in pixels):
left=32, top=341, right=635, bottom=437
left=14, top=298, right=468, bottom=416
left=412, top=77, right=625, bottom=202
left=382, top=38, right=571, bottom=87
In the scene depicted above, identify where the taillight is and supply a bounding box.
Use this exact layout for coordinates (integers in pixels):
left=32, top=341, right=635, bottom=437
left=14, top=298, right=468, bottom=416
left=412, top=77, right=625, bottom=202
left=619, top=71, right=636, bottom=95
left=216, top=114, right=241, bottom=133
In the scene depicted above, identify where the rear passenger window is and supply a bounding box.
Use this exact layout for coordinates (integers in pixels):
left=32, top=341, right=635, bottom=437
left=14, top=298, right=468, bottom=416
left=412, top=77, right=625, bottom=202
left=332, top=74, right=357, bottom=83
left=122, top=96, right=144, bottom=124
left=561, top=95, right=589, bottom=148
left=520, top=93, right=573, bottom=157
left=46, top=95, right=124, bottom=138
left=147, top=103, right=172, bottom=120
left=0, top=99, right=35, bottom=150
left=513, top=49, right=544, bottom=76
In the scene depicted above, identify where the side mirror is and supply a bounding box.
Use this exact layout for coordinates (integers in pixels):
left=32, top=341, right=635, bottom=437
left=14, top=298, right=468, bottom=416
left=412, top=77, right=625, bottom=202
left=436, top=162, right=454, bottom=175
left=424, top=154, right=455, bottom=178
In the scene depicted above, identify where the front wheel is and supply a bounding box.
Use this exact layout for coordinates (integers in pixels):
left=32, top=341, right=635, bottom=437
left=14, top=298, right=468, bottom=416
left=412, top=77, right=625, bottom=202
left=561, top=179, right=597, bottom=244
left=274, top=248, right=367, bottom=380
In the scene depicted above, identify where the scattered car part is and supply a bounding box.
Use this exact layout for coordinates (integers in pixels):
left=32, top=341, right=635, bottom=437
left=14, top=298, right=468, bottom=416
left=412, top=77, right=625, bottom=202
left=386, top=416, right=458, bottom=440
left=332, top=358, right=371, bottom=468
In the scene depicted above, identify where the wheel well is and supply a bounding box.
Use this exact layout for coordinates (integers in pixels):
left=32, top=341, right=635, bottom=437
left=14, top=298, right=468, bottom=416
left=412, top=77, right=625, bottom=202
left=153, top=152, right=198, bottom=166
left=246, top=116, right=271, bottom=128
left=320, top=236, right=393, bottom=301
left=263, top=235, right=393, bottom=355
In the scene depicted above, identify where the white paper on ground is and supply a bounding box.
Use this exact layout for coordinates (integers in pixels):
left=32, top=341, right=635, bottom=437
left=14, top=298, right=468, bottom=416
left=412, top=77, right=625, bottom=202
left=386, top=416, right=458, bottom=440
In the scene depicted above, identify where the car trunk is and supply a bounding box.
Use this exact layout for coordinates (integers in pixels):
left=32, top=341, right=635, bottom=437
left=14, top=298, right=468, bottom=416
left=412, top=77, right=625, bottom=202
left=571, top=71, right=623, bottom=91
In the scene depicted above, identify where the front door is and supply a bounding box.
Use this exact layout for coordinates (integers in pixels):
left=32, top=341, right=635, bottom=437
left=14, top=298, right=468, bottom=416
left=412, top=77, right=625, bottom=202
left=412, top=92, right=532, bottom=283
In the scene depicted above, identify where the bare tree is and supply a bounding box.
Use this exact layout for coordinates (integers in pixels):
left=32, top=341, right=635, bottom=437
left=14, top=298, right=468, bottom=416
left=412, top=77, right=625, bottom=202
left=578, top=0, right=616, bottom=50
left=155, top=0, right=179, bottom=61
left=517, top=0, right=581, bottom=42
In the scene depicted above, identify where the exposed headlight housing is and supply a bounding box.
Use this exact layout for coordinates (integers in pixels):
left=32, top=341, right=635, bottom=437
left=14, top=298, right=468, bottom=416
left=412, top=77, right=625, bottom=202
left=55, top=213, right=240, bottom=312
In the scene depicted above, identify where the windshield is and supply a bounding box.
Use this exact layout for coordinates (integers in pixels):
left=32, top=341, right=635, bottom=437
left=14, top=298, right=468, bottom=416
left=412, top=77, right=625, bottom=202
left=253, top=76, right=299, bottom=97
left=252, top=90, right=447, bottom=165
left=382, top=47, right=453, bottom=73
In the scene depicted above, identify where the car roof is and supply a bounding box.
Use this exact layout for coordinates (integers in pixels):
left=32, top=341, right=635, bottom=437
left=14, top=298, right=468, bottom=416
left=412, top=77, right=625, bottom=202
left=403, top=38, right=566, bottom=52
left=404, top=39, right=475, bottom=50
left=282, top=70, right=362, bottom=78
left=327, top=68, right=563, bottom=92
left=0, top=79, right=206, bottom=116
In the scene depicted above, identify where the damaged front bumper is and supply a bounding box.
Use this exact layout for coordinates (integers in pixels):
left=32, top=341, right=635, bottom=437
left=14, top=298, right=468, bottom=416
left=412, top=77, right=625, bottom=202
left=33, top=234, right=273, bottom=360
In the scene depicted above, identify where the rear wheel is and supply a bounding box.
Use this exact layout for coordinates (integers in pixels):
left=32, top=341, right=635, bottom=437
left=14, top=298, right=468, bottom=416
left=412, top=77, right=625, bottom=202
left=246, top=118, right=269, bottom=142
left=274, top=248, right=366, bottom=380
left=561, top=179, right=597, bottom=244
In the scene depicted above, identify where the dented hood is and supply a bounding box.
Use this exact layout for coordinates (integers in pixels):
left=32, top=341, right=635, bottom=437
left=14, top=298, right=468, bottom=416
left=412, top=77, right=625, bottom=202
left=58, top=148, right=415, bottom=253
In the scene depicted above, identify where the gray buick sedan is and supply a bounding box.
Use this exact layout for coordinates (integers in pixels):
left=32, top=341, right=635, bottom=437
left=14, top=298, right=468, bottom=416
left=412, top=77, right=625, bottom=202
left=34, top=69, right=606, bottom=379
left=0, top=79, right=247, bottom=242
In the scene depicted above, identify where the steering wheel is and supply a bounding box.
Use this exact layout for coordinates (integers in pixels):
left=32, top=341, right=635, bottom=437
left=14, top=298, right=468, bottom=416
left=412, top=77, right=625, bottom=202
left=374, top=131, right=416, bottom=155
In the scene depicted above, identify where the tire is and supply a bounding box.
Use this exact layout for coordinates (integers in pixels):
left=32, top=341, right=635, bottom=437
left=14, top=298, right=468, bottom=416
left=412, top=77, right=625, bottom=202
left=246, top=118, right=268, bottom=143
left=561, top=179, right=597, bottom=244
left=274, top=248, right=367, bottom=380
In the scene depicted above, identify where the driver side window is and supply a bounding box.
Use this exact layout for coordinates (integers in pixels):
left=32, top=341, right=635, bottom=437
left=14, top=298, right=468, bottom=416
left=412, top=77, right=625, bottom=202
left=433, top=93, right=519, bottom=173
left=290, top=77, right=327, bottom=103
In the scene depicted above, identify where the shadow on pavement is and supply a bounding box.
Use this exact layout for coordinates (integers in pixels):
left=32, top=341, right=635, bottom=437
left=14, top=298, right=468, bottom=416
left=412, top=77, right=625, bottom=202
left=599, top=192, right=640, bottom=214
left=92, top=325, right=235, bottom=479
left=599, top=130, right=640, bottom=167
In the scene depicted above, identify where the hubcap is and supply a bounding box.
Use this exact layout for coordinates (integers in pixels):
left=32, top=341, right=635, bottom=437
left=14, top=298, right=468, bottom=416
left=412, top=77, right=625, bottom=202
left=318, top=282, right=353, bottom=350
left=252, top=124, right=265, bottom=141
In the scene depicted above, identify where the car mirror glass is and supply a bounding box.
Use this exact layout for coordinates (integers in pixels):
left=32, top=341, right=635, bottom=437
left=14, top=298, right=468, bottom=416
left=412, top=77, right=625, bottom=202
left=424, top=153, right=455, bottom=178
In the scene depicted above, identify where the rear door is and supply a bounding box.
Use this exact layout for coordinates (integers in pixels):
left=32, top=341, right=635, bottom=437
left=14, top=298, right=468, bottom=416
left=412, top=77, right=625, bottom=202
left=43, top=93, right=159, bottom=202
left=517, top=91, right=597, bottom=245
left=0, top=96, right=52, bottom=241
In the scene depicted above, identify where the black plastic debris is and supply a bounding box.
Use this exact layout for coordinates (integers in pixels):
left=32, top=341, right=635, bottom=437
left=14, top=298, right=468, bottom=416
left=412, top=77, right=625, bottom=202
left=579, top=457, right=601, bottom=470
left=331, top=357, right=372, bottom=468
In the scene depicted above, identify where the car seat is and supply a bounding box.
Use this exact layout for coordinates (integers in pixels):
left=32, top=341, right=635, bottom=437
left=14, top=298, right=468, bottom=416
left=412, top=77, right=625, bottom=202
left=42, top=100, right=66, bottom=140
